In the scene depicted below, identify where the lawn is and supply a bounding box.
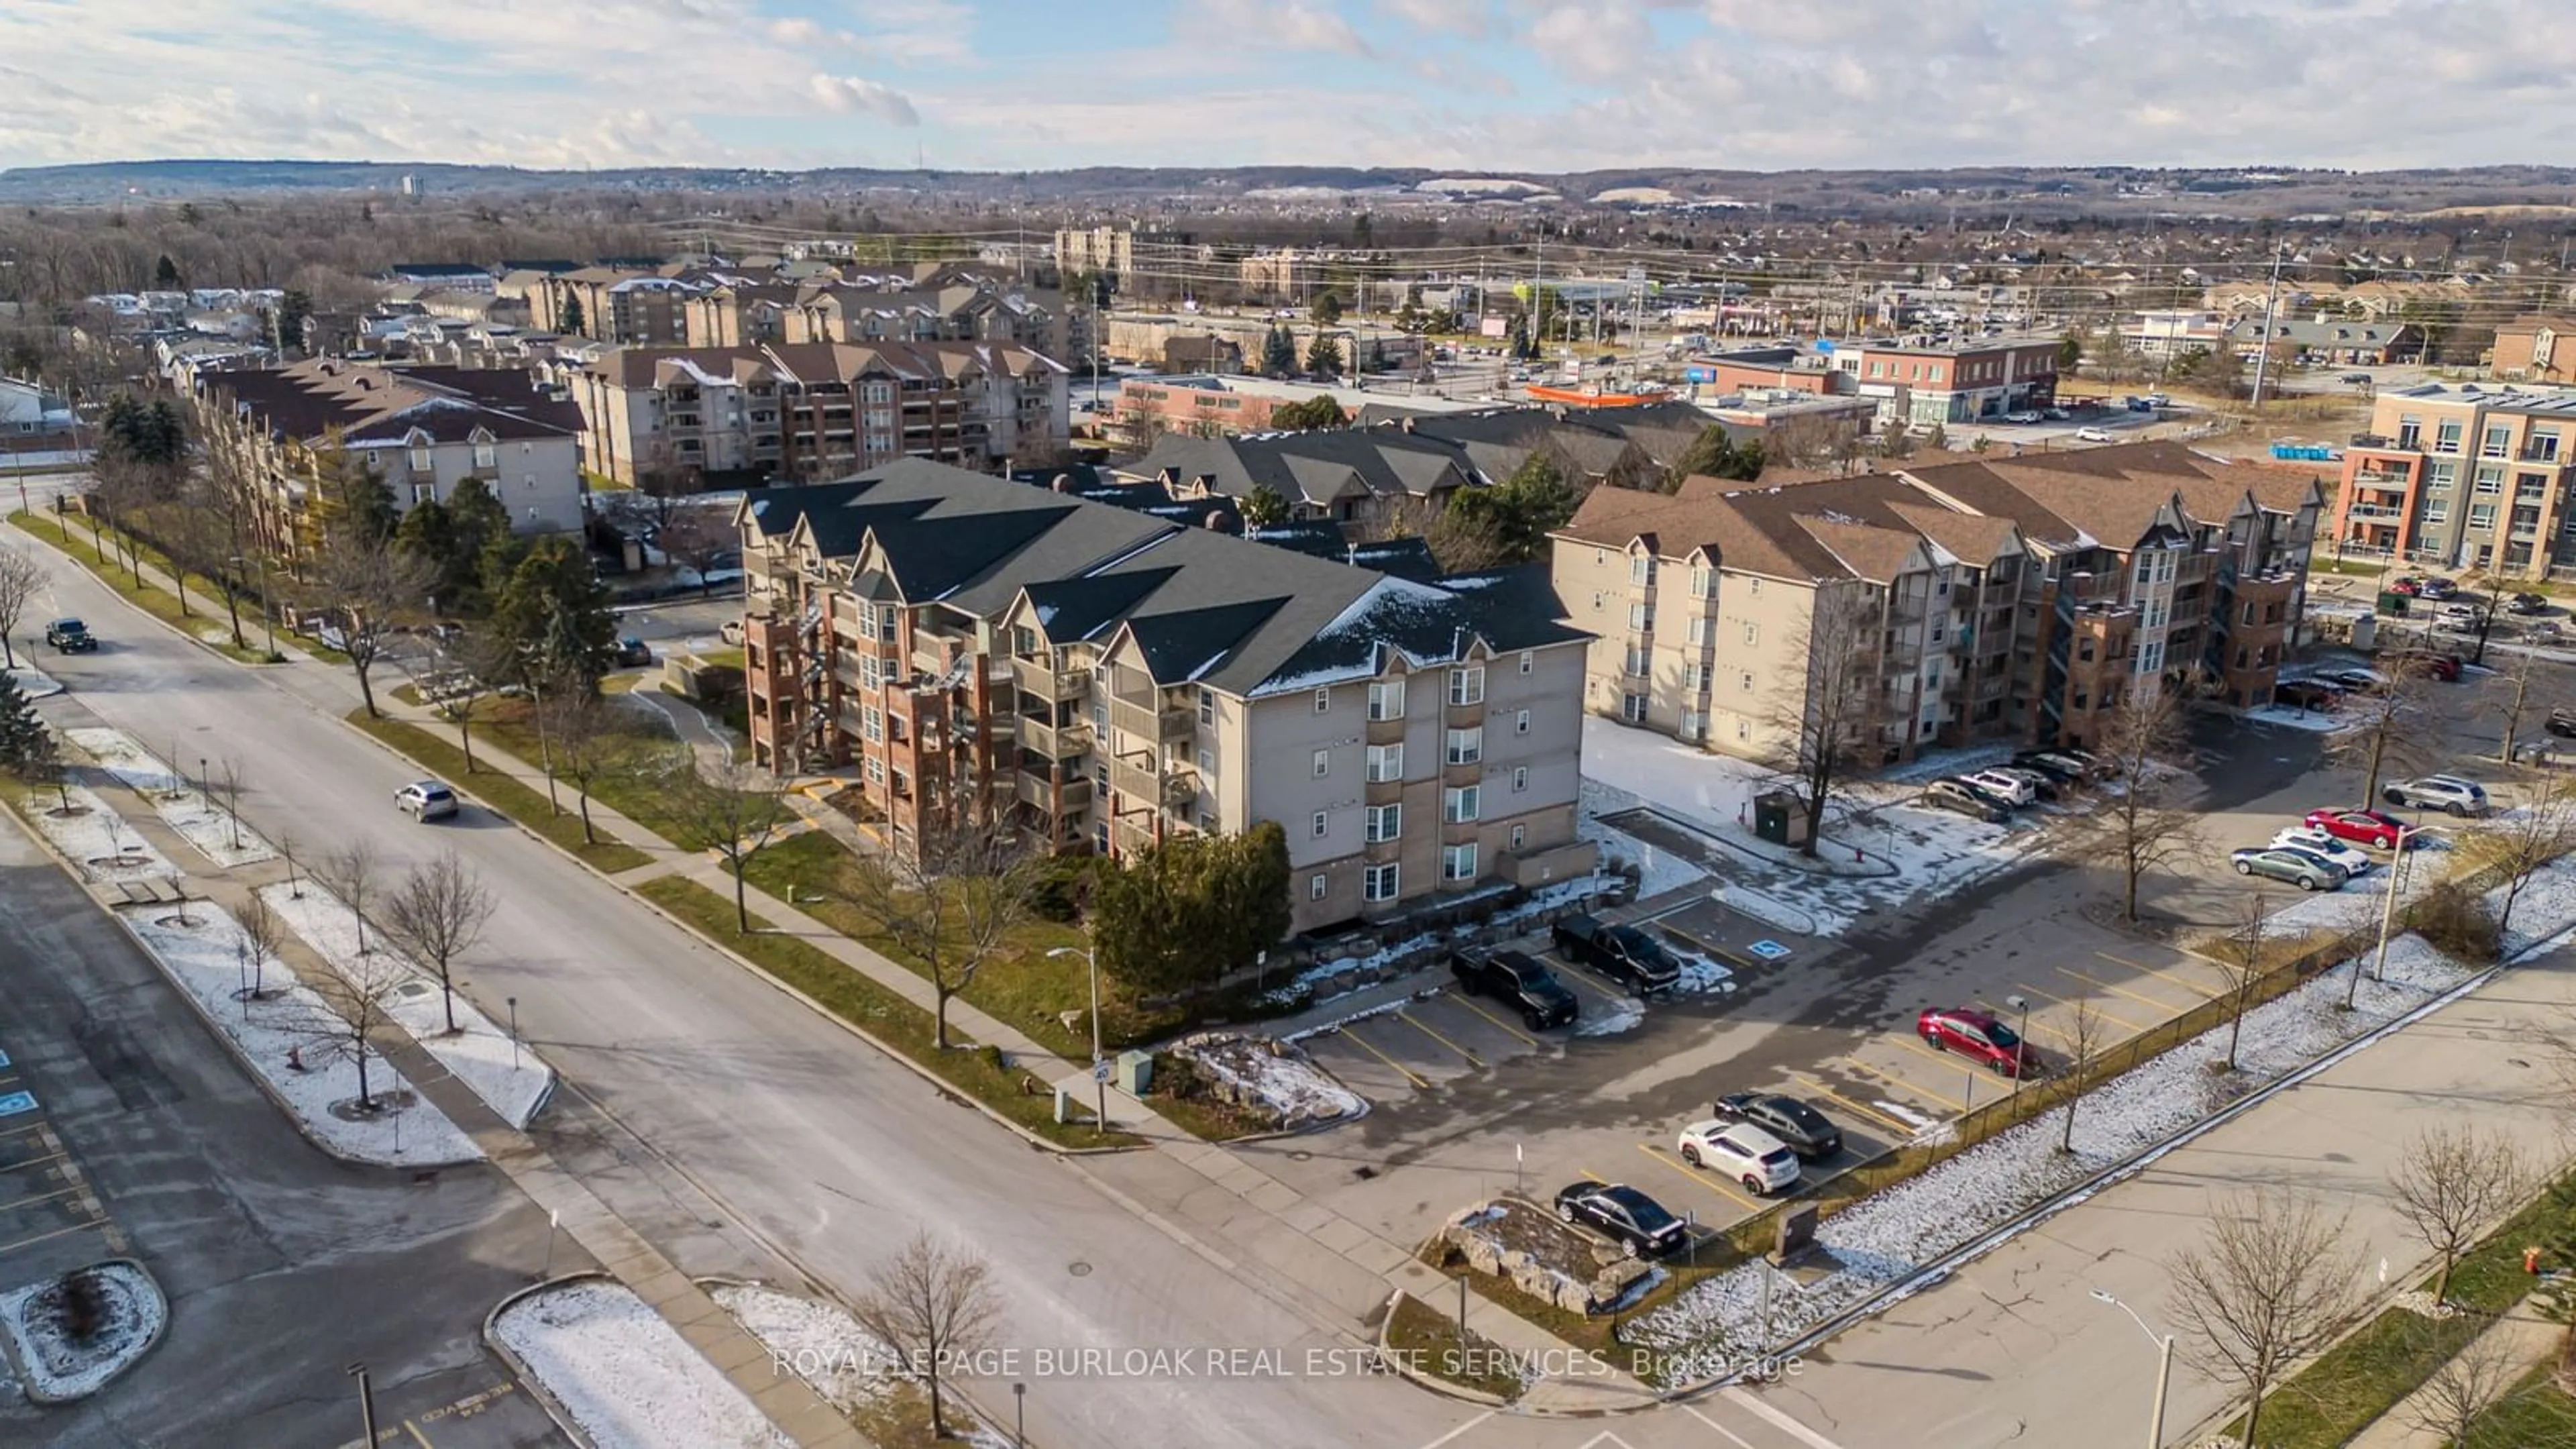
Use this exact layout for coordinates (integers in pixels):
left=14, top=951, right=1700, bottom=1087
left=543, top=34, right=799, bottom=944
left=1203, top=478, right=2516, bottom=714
left=2464, top=1367, right=2576, bottom=1445
left=1383, top=1293, right=1528, bottom=1403
left=466, top=694, right=690, bottom=839
left=634, top=875, right=1134, bottom=1150
left=7, top=510, right=275, bottom=665
left=343, top=710, right=654, bottom=873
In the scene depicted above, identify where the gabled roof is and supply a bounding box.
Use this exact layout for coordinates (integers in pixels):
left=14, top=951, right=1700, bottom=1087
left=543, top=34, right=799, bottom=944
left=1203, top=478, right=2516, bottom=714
left=1132, top=430, right=1475, bottom=506
left=199, top=358, right=578, bottom=449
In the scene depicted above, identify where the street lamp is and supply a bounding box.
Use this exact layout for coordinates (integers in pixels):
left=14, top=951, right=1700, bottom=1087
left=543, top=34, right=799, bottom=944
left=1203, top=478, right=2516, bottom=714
left=2359, top=821, right=2445, bottom=1000
left=2090, top=1288, right=2173, bottom=1449
left=1046, top=943, right=1107, bottom=1132
left=1012, top=1381, right=1026, bottom=1448
left=507, top=996, right=521, bottom=1070
left=2004, top=994, right=2032, bottom=1099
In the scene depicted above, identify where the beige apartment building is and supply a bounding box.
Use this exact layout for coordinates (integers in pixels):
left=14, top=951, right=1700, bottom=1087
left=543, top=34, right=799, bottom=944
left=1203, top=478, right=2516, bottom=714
left=738, top=460, right=1595, bottom=932
left=1551, top=441, right=2322, bottom=759
left=531, top=268, right=696, bottom=345
left=2491, top=317, right=2576, bottom=386
left=2334, top=382, right=2576, bottom=577
left=1055, top=227, right=1134, bottom=282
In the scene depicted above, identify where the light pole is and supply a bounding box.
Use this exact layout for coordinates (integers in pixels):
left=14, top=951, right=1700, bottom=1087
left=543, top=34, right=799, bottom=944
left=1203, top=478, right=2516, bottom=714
left=2090, top=1288, right=2173, bottom=1449
left=1046, top=943, right=1106, bottom=1132
left=1013, top=1381, right=1026, bottom=1448
left=508, top=996, right=521, bottom=1070
left=2005, top=994, right=2031, bottom=1099
left=346, top=1361, right=379, bottom=1448
left=2361, top=821, right=2443, bottom=998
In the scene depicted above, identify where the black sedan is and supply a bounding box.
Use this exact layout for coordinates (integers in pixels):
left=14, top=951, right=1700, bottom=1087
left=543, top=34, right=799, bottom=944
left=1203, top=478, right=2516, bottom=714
left=1553, top=1182, right=1688, bottom=1257
left=1713, top=1092, right=1843, bottom=1160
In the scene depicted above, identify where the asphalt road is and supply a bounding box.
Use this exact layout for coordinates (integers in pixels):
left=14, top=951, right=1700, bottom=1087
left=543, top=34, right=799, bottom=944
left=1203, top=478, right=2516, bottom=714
left=0, top=808, right=558, bottom=1449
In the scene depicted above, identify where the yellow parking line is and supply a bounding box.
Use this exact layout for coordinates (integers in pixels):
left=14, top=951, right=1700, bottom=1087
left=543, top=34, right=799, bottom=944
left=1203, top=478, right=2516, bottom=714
left=1333, top=1026, right=1431, bottom=1091
left=2014, top=981, right=2150, bottom=1033
left=1787, top=1073, right=1919, bottom=1134
left=405, top=1421, right=434, bottom=1448
left=2055, top=965, right=2189, bottom=1014
left=1393, top=1010, right=1485, bottom=1069
left=0, top=1220, right=101, bottom=1257
left=2098, top=951, right=2220, bottom=1000
left=1635, top=1142, right=1764, bottom=1213
left=1446, top=993, right=1542, bottom=1048
left=1550, top=966, right=1630, bottom=1004
left=1976, top=1002, right=2076, bottom=1047
left=1868, top=1046, right=1977, bottom=1110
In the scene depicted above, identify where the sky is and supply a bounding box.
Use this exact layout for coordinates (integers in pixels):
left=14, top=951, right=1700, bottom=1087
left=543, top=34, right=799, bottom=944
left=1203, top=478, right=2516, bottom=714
left=1, top=0, right=2573, bottom=175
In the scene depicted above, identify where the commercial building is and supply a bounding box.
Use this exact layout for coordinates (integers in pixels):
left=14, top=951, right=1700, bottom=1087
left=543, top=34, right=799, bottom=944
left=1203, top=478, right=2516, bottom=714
left=2225, top=316, right=2420, bottom=366
left=1831, top=335, right=2062, bottom=427
left=1550, top=441, right=2321, bottom=761
left=737, top=460, right=1595, bottom=932
left=2333, top=382, right=2576, bottom=577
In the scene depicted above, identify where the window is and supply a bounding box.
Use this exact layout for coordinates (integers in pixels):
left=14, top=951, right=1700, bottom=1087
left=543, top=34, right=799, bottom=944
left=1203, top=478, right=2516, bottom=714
left=1311, top=748, right=1332, bottom=778
left=1313, top=686, right=1331, bottom=714
left=2483, top=423, right=2513, bottom=458
left=472, top=441, right=496, bottom=469
left=1446, top=727, right=1483, bottom=765
left=864, top=757, right=885, bottom=784
left=1364, top=803, right=1401, bottom=843
left=1442, top=843, right=1478, bottom=882
left=1515, top=708, right=1531, bottom=735
left=2427, top=461, right=2457, bottom=493
left=2398, top=415, right=2423, bottom=449
left=1686, top=616, right=1709, bottom=647
left=1513, top=765, right=1528, bottom=792
left=2522, top=473, right=2553, bottom=500
left=2434, top=419, right=2463, bottom=453
left=1197, top=747, right=1215, bottom=777
left=2531, top=429, right=2562, bottom=462
left=1519, top=650, right=1534, bottom=674
left=409, top=445, right=434, bottom=473
left=1623, top=645, right=1650, bottom=676
left=1199, top=687, right=1215, bottom=724
left=1742, top=621, right=1759, bottom=646
left=861, top=706, right=883, bottom=743
left=1628, top=603, right=1653, bottom=630
left=410, top=482, right=433, bottom=505
left=2475, top=465, right=2505, bottom=495
left=1690, top=565, right=1713, bottom=598
left=1510, top=824, right=1526, bottom=851
left=1366, top=680, right=1405, bottom=720
left=1629, top=554, right=1656, bottom=585
left=1366, top=743, right=1404, bottom=781
left=1737, top=717, right=1751, bottom=741
left=1364, top=863, right=1400, bottom=903
left=2422, top=500, right=2451, bottom=525
left=1311, top=810, right=1329, bottom=839
left=1444, top=785, right=1481, bottom=823
left=2469, top=502, right=2498, bottom=530
left=1620, top=692, right=1646, bottom=723
left=1448, top=665, right=1484, bottom=706
left=1309, top=874, right=1328, bottom=902
left=1680, top=708, right=1704, bottom=739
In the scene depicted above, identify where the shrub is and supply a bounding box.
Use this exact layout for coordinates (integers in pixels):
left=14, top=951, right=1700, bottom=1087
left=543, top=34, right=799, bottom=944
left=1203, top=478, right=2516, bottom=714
left=54, top=1269, right=106, bottom=1344
left=2408, top=879, right=2501, bottom=963
left=1029, top=853, right=1099, bottom=923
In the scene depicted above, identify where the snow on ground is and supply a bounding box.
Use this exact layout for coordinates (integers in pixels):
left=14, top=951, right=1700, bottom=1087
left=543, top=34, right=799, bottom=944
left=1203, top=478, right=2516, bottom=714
left=1574, top=994, right=1647, bottom=1036
left=492, top=1279, right=790, bottom=1449
left=115, top=904, right=482, bottom=1166
left=2243, top=704, right=2351, bottom=733
left=2263, top=840, right=2466, bottom=939
left=1579, top=776, right=1709, bottom=901
left=64, top=727, right=275, bottom=867
left=0, top=1262, right=164, bottom=1401
left=1664, top=945, right=1738, bottom=996
left=5, top=665, right=62, bottom=698
left=1171, top=1032, right=1365, bottom=1128
left=708, top=1283, right=899, bottom=1416
left=260, top=883, right=555, bottom=1129
left=15, top=785, right=176, bottom=881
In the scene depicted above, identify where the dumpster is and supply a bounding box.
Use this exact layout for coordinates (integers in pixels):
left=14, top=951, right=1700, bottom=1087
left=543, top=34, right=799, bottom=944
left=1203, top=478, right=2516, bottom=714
left=1752, top=789, right=1811, bottom=847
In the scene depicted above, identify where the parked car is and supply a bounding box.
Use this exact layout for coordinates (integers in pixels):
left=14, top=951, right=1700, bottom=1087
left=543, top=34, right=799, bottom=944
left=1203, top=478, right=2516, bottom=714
left=2390, top=576, right=2424, bottom=596
left=2002, top=410, right=2043, bottom=425
left=2419, top=577, right=2461, bottom=600
left=2383, top=774, right=2490, bottom=816
left=2320, top=667, right=2386, bottom=693
left=2548, top=706, right=2576, bottom=739
left=2043, top=407, right=2071, bottom=421
left=1989, top=765, right=2061, bottom=802
left=1711, top=1092, right=1843, bottom=1161
left=2340, top=372, right=2373, bottom=384
left=2273, top=680, right=2343, bottom=711
left=43, top=618, right=94, bottom=653
left=1960, top=769, right=2037, bottom=807
left=1551, top=916, right=1682, bottom=996
left=394, top=780, right=460, bottom=822
left=2269, top=826, right=2375, bottom=876
left=2304, top=807, right=2414, bottom=850
left=2440, top=602, right=2479, bottom=623
left=613, top=635, right=653, bottom=667
left=1941, top=775, right=2022, bottom=813
left=2398, top=652, right=2463, bottom=682
left=2518, top=737, right=2576, bottom=769
left=1923, top=781, right=2010, bottom=823
left=719, top=619, right=746, bottom=646
left=1449, top=949, right=1579, bottom=1030
left=2074, top=426, right=2115, bottom=443
left=1675, top=1121, right=1803, bottom=1195
left=2510, top=592, right=2553, bottom=615
left=1552, top=1182, right=1688, bottom=1256
left=1917, top=1007, right=2035, bottom=1077
left=2009, top=751, right=2088, bottom=785
left=2233, top=846, right=2348, bottom=891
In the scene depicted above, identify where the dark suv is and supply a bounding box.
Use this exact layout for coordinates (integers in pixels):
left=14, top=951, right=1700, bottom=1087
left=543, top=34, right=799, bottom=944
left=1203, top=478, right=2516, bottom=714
left=1550, top=915, right=1682, bottom=996
left=1711, top=1092, right=1843, bottom=1160
left=44, top=618, right=95, bottom=653
left=1450, top=949, right=1578, bottom=1030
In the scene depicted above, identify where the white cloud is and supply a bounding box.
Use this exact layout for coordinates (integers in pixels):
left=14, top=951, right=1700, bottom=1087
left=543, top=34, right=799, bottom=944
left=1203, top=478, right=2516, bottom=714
left=1385, top=0, right=1495, bottom=35
left=1193, top=0, right=1371, bottom=56
left=808, top=74, right=922, bottom=127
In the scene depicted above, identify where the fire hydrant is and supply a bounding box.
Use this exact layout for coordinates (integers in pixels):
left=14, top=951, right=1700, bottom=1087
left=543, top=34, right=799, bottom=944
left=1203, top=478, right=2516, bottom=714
left=286, top=1045, right=307, bottom=1073
left=2526, top=1245, right=2542, bottom=1275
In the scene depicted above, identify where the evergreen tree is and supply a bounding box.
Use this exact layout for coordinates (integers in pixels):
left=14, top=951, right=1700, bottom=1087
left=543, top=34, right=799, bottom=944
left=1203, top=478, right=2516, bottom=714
left=152, top=254, right=184, bottom=290
left=1260, top=325, right=1297, bottom=376
left=1662, top=425, right=1766, bottom=490
left=272, top=289, right=313, bottom=356
left=1239, top=484, right=1289, bottom=530
left=1313, top=292, right=1344, bottom=327
left=1305, top=333, right=1344, bottom=378
left=0, top=670, right=46, bottom=773
left=305, top=431, right=398, bottom=553
left=489, top=536, right=614, bottom=684
left=1443, top=454, right=1578, bottom=566
left=559, top=292, right=586, bottom=336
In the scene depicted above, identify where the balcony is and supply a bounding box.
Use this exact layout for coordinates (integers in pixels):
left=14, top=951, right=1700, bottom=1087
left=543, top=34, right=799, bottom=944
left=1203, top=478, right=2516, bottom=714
left=2351, top=470, right=2411, bottom=488
left=1019, top=714, right=1091, bottom=759
left=1012, top=654, right=1084, bottom=702
left=1109, top=753, right=1197, bottom=810
left=1015, top=769, right=1093, bottom=815
left=1111, top=815, right=1159, bottom=858
left=2346, top=505, right=2404, bottom=521
left=1110, top=693, right=1194, bottom=742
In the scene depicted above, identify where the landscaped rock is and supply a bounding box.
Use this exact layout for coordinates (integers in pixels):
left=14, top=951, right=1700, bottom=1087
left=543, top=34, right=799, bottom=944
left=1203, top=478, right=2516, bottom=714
left=1439, top=1199, right=1652, bottom=1316
left=1170, top=1032, right=1364, bottom=1130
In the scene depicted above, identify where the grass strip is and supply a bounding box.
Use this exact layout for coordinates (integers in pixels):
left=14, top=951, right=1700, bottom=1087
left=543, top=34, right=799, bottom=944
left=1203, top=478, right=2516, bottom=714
left=1383, top=1293, right=1528, bottom=1403
left=343, top=710, right=653, bottom=873
left=7, top=510, right=272, bottom=665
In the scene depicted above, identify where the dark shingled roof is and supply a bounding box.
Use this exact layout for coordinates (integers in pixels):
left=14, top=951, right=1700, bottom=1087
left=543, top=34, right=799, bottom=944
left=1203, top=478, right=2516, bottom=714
left=1021, top=568, right=1177, bottom=643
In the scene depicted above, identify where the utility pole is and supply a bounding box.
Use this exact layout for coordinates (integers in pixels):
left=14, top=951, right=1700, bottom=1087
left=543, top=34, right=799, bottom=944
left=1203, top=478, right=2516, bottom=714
left=2249, top=241, right=2287, bottom=408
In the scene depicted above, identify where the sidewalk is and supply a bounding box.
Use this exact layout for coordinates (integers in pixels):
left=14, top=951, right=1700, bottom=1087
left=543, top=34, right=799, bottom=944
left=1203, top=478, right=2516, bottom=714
left=2345, top=1293, right=2563, bottom=1448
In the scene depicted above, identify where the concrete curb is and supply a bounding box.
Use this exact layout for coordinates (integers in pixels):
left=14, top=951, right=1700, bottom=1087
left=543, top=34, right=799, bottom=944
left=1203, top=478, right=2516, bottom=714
left=481, top=1272, right=611, bottom=1449
left=1374, top=1289, right=1513, bottom=1409
left=0, top=1257, right=170, bottom=1405
left=2, top=515, right=277, bottom=670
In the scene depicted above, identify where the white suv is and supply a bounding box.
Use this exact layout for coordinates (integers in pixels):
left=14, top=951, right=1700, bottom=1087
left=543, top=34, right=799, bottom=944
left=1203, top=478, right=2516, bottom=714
left=2381, top=775, right=2489, bottom=817
left=1676, top=1120, right=1802, bottom=1195
left=395, top=780, right=460, bottom=822
left=1961, top=769, right=2036, bottom=807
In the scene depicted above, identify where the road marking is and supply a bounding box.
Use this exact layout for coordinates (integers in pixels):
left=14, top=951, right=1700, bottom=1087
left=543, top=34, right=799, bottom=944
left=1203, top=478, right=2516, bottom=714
left=2098, top=950, right=2221, bottom=999
left=1444, top=993, right=1541, bottom=1048
left=0, top=1149, right=67, bottom=1177
left=1549, top=964, right=1630, bottom=1004
left=1332, top=1026, right=1432, bottom=1091
left=403, top=1422, right=433, bottom=1448
left=1786, top=1072, right=1918, bottom=1134
left=1858, top=1049, right=1973, bottom=1111
left=1975, top=1002, right=2076, bottom=1048
left=2013, top=981, right=2149, bottom=1032
left=1635, top=1141, right=1763, bottom=1212
left=1409, top=1409, right=1495, bottom=1449
left=2055, top=964, right=2188, bottom=1014
left=0, top=1220, right=102, bottom=1257
left=1393, top=1010, right=1485, bottom=1069
left=1721, top=1385, right=1854, bottom=1449
left=1680, top=1401, right=1764, bottom=1448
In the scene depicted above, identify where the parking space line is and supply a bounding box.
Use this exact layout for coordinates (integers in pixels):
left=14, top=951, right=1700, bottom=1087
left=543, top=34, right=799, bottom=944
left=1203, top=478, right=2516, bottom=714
left=0, top=1149, right=66, bottom=1176
left=2014, top=981, right=2150, bottom=1032
left=2055, top=965, right=2188, bottom=1014
left=1331, top=1026, right=1431, bottom=1091
left=1445, top=994, right=1541, bottom=1048
left=1976, top=1002, right=2076, bottom=1048
left=0, top=1220, right=103, bottom=1257
left=1634, top=1142, right=1764, bottom=1213
left=1786, top=1073, right=1919, bottom=1135
left=1865, top=1048, right=1976, bottom=1110
left=405, top=1421, right=433, bottom=1448
left=1392, top=1010, right=1485, bottom=1069
left=1550, top=965, right=1631, bottom=1005
left=2098, top=951, right=2220, bottom=999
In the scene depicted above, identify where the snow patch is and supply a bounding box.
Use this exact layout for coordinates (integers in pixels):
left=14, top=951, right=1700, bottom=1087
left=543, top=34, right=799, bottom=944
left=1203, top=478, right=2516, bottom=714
left=64, top=727, right=276, bottom=867
left=0, top=1262, right=164, bottom=1401
left=1579, top=775, right=1709, bottom=901
left=5, top=666, right=62, bottom=698
left=15, top=784, right=176, bottom=881
left=1575, top=994, right=1646, bottom=1037
left=2243, top=704, right=2350, bottom=733
left=709, top=1283, right=899, bottom=1415
left=1171, top=1032, right=1365, bottom=1128
left=492, top=1279, right=790, bottom=1449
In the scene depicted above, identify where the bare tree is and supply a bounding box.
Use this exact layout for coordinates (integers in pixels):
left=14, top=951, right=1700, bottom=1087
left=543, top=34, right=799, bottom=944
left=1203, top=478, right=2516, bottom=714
left=0, top=549, right=42, bottom=669
left=2491, top=644, right=2543, bottom=765
left=2212, top=892, right=2269, bottom=1073
left=276, top=828, right=305, bottom=899
left=539, top=688, right=623, bottom=846
left=211, top=757, right=246, bottom=851
left=412, top=625, right=512, bottom=773
left=2166, top=1189, right=2364, bottom=1449
left=821, top=814, right=1039, bottom=1050
left=660, top=754, right=794, bottom=934
left=314, top=839, right=384, bottom=957
left=2487, top=773, right=2576, bottom=947
left=2325, top=672, right=2442, bottom=808
left=2402, top=1315, right=2536, bottom=1448
left=2057, top=998, right=2112, bottom=1153
left=1763, top=584, right=1880, bottom=858
left=2390, top=1125, right=2531, bottom=1305
left=234, top=890, right=287, bottom=1005
left=305, top=531, right=437, bottom=718
left=382, top=851, right=495, bottom=1036
left=655, top=506, right=737, bottom=598
left=849, top=1232, right=1005, bottom=1442
left=2090, top=678, right=2206, bottom=922
left=284, top=936, right=410, bottom=1115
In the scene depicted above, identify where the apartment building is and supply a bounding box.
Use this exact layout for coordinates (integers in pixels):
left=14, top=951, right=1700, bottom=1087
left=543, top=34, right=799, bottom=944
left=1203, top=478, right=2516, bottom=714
left=1124, top=429, right=1481, bottom=535
left=1550, top=441, right=2321, bottom=761
left=193, top=358, right=584, bottom=554
left=531, top=268, right=697, bottom=344
left=2491, top=317, right=2576, bottom=384
left=2334, top=382, right=2576, bottom=578
left=1240, top=250, right=1327, bottom=301
left=681, top=281, right=799, bottom=348
left=737, top=460, right=1595, bottom=932
left=1055, top=227, right=1134, bottom=282
left=572, top=341, right=1070, bottom=489
left=2225, top=316, right=2419, bottom=366
left=779, top=283, right=1063, bottom=356
left=1832, top=335, right=2061, bottom=427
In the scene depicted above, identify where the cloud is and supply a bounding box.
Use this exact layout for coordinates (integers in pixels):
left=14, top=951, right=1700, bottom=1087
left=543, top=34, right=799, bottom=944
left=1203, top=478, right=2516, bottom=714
left=808, top=74, right=922, bottom=127
left=1192, top=0, right=1371, bottom=56
left=1385, top=0, right=1495, bottom=35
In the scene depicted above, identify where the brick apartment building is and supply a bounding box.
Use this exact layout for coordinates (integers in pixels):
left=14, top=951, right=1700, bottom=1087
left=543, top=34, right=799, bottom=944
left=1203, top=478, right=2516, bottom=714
left=737, top=460, right=1597, bottom=932
left=531, top=268, right=696, bottom=345
left=1550, top=441, right=2322, bottom=761
left=570, top=341, right=1069, bottom=489
left=2332, top=382, right=2576, bottom=578
left=1831, top=335, right=2061, bottom=427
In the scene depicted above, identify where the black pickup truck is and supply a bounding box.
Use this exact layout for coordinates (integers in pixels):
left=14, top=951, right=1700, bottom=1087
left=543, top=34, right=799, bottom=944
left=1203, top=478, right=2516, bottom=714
left=1448, top=949, right=1579, bottom=1030
left=1550, top=914, right=1682, bottom=996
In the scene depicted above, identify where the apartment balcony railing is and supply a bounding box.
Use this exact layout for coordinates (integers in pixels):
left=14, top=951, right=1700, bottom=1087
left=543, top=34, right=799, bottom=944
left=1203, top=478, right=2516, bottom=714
left=2521, top=446, right=2563, bottom=464
left=2347, top=505, right=2404, bottom=521
left=1109, top=694, right=1194, bottom=742
left=1015, top=769, right=1093, bottom=815
left=1018, top=715, right=1092, bottom=760
left=2352, top=470, right=2411, bottom=488
left=1109, top=754, right=1197, bottom=810
left=1012, top=654, right=1085, bottom=702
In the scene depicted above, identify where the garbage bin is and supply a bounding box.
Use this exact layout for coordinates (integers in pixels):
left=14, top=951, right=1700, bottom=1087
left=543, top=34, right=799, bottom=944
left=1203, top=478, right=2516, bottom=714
left=1115, top=1049, right=1153, bottom=1096
left=2377, top=590, right=2410, bottom=616
left=1752, top=789, right=1811, bottom=847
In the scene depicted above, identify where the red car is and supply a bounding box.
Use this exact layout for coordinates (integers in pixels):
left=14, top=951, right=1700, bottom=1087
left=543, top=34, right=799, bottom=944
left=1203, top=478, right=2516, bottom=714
left=2390, top=576, right=2423, bottom=596
left=2304, top=807, right=2412, bottom=850
left=2401, top=653, right=2463, bottom=682
left=1917, top=1008, right=2036, bottom=1077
